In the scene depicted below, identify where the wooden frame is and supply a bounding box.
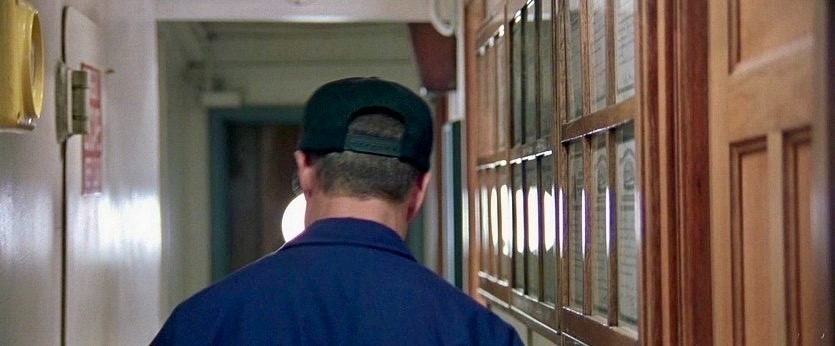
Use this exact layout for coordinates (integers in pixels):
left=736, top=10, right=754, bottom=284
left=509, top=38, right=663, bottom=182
left=814, top=0, right=835, bottom=339
left=465, top=0, right=708, bottom=345
left=554, top=0, right=640, bottom=343
left=465, top=0, right=485, bottom=301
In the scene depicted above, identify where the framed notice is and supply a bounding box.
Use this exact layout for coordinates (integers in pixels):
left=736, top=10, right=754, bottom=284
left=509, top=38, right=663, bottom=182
left=524, top=3, right=538, bottom=142
left=480, top=171, right=491, bottom=273
left=81, top=64, right=103, bottom=195
left=513, top=163, right=526, bottom=289
left=490, top=170, right=501, bottom=275
left=512, top=14, right=524, bottom=145
left=526, top=159, right=541, bottom=298
left=615, top=0, right=636, bottom=102
left=539, top=0, right=554, bottom=137
left=617, top=123, right=638, bottom=329
left=592, top=135, right=609, bottom=316
left=566, top=0, right=583, bottom=121
left=589, top=0, right=608, bottom=112
left=496, top=33, right=510, bottom=150
left=568, top=141, right=584, bottom=309
left=541, top=154, right=557, bottom=304
left=499, top=165, right=513, bottom=281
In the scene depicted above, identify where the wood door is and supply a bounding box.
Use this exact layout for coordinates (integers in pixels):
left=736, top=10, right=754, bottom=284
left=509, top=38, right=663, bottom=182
left=709, top=0, right=828, bottom=345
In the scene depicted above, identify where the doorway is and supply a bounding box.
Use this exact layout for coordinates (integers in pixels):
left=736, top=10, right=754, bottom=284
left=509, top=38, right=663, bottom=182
left=209, top=106, right=301, bottom=278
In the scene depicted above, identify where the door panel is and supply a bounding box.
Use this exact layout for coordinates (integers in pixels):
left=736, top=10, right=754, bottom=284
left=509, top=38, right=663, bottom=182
left=785, top=131, right=816, bottom=345
left=710, top=0, right=821, bottom=344
left=736, top=0, right=812, bottom=63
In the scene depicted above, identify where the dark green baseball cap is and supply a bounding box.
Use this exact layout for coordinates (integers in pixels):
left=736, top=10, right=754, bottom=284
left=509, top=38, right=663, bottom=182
left=297, top=77, right=433, bottom=172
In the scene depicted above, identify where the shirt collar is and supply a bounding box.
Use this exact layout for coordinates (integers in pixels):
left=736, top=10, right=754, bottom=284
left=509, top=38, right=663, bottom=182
left=281, top=218, right=416, bottom=261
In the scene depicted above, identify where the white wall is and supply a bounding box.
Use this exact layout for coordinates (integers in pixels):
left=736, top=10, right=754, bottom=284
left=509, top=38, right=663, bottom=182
left=0, top=0, right=163, bottom=344
left=157, top=23, right=211, bottom=313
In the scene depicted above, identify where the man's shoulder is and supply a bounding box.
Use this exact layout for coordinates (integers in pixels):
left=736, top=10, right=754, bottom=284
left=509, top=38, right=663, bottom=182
left=170, top=253, right=288, bottom=311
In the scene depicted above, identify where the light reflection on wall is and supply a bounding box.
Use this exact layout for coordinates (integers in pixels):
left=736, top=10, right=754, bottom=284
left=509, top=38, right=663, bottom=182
left=527, top=185, right=539, bottom=250
left=515, top=183, right=525, bottom=256
left=558, top=188, right=565, bottom=257
left=581, top=189, right=586, bottom=257
left=500, top=184, right=512, bottom=256
left=490, top=185, right=499, bottom=257
left=543, top=189, right=556, bottom=252
left=92, top=195, right=162, bottom=258
left=0, top=188, right=55, bottom=261
left=606, top=187, right=611, bottom=252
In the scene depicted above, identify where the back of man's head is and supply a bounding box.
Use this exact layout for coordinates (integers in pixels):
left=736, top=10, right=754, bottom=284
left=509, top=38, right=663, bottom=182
left=296, top=77, right=433, bottom=205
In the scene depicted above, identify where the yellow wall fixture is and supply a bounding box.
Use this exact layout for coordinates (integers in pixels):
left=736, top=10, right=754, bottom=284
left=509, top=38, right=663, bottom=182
left=0, top=0, right=44, bottom=131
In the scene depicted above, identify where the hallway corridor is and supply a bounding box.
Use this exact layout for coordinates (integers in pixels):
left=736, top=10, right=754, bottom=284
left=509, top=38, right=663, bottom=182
left=1, top=0, right=833, bottom=345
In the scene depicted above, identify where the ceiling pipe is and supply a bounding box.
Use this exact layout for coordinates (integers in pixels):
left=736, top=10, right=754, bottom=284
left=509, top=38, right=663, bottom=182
left=429, top=0, right=455, bottom=37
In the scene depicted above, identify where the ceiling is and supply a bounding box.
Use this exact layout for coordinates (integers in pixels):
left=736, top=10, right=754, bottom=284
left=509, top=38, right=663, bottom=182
left=156, top=0, right=432, bottom=22
left=202, top=22, right=416, bottom=68
left=161, top=21, right=422, bottom=105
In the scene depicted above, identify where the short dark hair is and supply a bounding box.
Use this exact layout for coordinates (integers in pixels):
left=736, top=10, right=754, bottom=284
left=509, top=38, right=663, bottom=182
left=309, top=114, right=422, bottom=203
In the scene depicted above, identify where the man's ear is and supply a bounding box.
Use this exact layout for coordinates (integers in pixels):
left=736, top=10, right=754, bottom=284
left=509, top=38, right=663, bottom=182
left=294, top=151, right=316, bottom=197
left=406, top=172, right=432, bottom=222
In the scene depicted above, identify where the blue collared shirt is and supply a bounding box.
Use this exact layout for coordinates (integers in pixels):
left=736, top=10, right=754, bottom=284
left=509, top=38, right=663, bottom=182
left=153, top=218, right=523, bottom=346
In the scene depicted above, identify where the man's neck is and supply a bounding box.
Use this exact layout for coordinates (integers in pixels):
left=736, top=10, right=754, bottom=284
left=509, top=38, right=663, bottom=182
left=304, top=195, right=409, bottom=239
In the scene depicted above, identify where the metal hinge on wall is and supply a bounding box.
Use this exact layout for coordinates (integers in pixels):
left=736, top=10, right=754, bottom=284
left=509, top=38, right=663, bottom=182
left=56, top=63, right=90, bottom=142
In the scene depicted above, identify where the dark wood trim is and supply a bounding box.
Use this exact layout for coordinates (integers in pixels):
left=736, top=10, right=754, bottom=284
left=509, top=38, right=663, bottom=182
left=816, top=0, right=835, bottom=339
left=510, top=291, right=558, bottom=328
left=823, top=0, right=835, bottom=338
left=672, top=0, right=712, bottom=343
left=557, top=0, right=570, bottom=314
left=480, top=274, right=513, bottom=303
left=508, top=305, right=561, bottom=343
left=580, top=0, right=591, bottom=116
left=727, top=0, right=740, bottom=73
left=661, top=0, right=681, bottom=342
left=605, top=0, right=616, bottom=107
left=606, top=129, right=619, bottom=326
left=465, top=0, right=485, bottom=301
left=561, top=308, right=638, bottom=346
left=582, top=137, right=593, bottom=315
left=560, top=98, right=636, bottom=142
left=729, top=137, right=768, bottom=346
left=557, top=0, right=568, bottom=128
left=783, top=128, right=811, bottom=345
left=480, top=287, right=512, bottom=309
left=636, top=0, right=663, bottom=344
left=484, top=298, right=562, bottom=343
